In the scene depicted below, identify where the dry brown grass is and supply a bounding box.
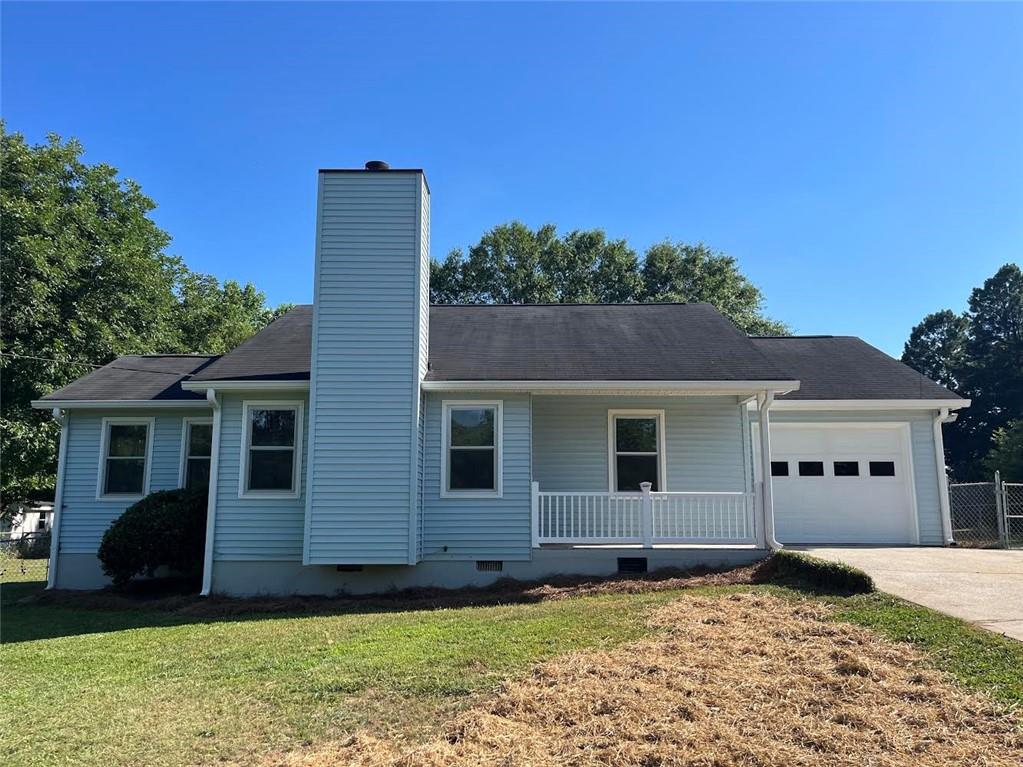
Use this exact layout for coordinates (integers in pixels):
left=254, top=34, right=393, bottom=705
left=256, top=594, right=1022, bottom=767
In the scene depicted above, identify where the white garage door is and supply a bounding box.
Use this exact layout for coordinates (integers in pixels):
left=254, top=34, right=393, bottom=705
left=770, top=424, right=918, bottom=545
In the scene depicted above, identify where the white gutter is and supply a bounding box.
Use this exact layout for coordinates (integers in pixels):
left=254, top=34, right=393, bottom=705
left=770, top=398, right=970, bottom=411
left=31, top=399, right=211, bottom=410
left=933, top=407, right=956, bottom=546
left=181, top=380, right=310, bottom=392
left=45, top=408, right=69, bottom=590
left=200, top=389, right=223, bottom=596
left=757, top=391, right=782, bottom=550
left=421, top=379, right=800, bottom=394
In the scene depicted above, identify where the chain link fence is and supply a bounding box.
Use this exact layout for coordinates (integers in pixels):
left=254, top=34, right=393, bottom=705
left=948, top=475, right=1023, bottom=549
left=0, top=532, right=50, bottom=584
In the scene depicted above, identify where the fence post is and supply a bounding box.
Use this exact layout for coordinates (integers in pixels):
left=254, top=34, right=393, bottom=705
left=995, top=471, right=1007, bottom=548
left=640, top=482, right=653, bottom=548
left=530, top=481, right=540, bottom=549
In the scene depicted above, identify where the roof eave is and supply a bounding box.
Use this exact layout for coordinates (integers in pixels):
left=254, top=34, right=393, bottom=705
left=31, top=399, right=210, bottom=410
left=769, top=398, right=970, bottom=411
left=421, top=379, right=801, bottom=394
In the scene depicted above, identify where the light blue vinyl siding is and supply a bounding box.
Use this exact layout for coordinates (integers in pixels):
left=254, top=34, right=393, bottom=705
left=57, top=409, right=207, bottom=555
left=422, top=393, right=532, bottom=561
left=531, top=395, right=747, bottom=493
left=770, top=409, right=944, bottom=544
left=212, top=394, right=308, bottom=561
left=305, top=171, right=428, bottom=564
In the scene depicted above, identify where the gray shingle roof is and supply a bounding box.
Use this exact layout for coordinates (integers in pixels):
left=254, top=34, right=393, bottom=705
left=190, top=305, right=313, bottom=382
left=39, top=355, right=217, bottom=402
left=751, top=336, right=964, bottom=401
left=36, top=305, right=963, bottom=404
left=426, top=304, right=794, bottom=381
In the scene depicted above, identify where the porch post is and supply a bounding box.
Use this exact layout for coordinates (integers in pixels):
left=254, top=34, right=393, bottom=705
left=640, top=481, right=653, bottom=548
left=757, top=391, right=781, bottom=550
left=530, top=481, right=540, bottom=548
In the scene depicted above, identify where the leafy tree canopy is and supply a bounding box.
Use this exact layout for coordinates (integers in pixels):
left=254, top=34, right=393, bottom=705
left=430, top=222, right=787, bottom=335
left=1, top=125, right=286, bottom=506
left=902, top=263, right=1023, bottom=480
left=984, top=420, right=1023, bottom=483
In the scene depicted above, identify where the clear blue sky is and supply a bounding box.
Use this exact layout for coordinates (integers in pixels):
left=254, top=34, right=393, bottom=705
left=4, top=2, right=1021, bottom=355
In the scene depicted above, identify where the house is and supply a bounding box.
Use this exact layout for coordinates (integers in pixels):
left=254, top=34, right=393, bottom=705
left=32, top=163, right=969, bottom=595
left=1, top=500, right=54, bottom=541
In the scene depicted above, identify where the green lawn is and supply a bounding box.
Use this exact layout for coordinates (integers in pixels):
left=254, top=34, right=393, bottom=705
left=2, top=579, right=1021, bottom=767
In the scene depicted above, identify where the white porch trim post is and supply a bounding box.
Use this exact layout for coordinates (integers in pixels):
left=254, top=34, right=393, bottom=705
left=757, top=391, right=782, bottom=550
left=200, top=389, right=222, bottom=596
left=933, top=407, right=955, bottom=546
left=46, top=408, right=69, bottom=590
left=640, top=481, right=653, bottom=547
left=530, top=481, right=540, bottom=548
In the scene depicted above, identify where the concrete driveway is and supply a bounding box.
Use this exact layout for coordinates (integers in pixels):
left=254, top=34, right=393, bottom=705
left=798, top=547, right=1023, bottom=641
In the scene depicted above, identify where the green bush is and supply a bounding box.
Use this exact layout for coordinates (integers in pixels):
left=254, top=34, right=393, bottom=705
left=13, top=531, right=51, bottom=559
left=98, top=489, right=207, bottom=587
left=756, top=550, right=875, bottom=594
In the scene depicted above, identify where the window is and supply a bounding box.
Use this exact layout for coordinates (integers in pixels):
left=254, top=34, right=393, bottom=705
left=609, top=411, right=665, bottom=492
left=833, top=461, right=860, bottom=477
left=98, top=419, right=152, bottom=499
left=442, top=402, right=501, bottom=496
left=181, top=419, right=213, bottom=492
left=770, top=461, right=789, bottom=477
left=798, top=461, right=824, bottom=477
left=869, top=461, right=896, bottom=477
left=240, top=402, right=303, bottom=497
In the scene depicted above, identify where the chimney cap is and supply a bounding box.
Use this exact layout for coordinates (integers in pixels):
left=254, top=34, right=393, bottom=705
left=364, top=160, right=390, bottom=171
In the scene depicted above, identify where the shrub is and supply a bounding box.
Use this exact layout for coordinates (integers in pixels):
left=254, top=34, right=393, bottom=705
left=14, top=531, right=51, bottom=559
left=756, top=550, right=874, bottom=594
left=98, top=489, right=207, bottom=587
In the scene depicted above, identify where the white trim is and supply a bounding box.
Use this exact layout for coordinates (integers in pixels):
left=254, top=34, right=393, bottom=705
left=407, top=175, right=426, bottom=564
left=423, top=380, right=799, bottom=394
left=178, top=417, right=213, bottom=489
left=934, top=408, right=955, bottom=545
left=770, top=398, right=969, bottom=411
left=607, top=409, right=667, bottom=494
left=238, top=400, right=304, bottom=500
left=302, top=172, right=325, bottom=566
left=46, top=409, right=69, bottom=590
left=440, top=400, right=504, bottom=499
left=180, top=382, right=308, bottom=392
left=95, top=417, right=155, bottom=501
left=32, top=399, right=210, bottom=410
left=200, top=390, right=222, bottom=596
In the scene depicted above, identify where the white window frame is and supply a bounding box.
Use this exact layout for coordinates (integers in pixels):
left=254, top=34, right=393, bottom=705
left=607, top=409, right=667, bottom=494
left=440, top=400, right=503, bottom=499
left=96, top=417, right=155, bottom=501
left=179, top=417, right=214, bottom=490
left=238, top=400, right=304, bottom=499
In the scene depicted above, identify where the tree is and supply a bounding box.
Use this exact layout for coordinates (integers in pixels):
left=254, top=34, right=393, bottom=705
left=984, top=420, right=1023, bottom=482
left=1, top=125, right=285, bottom=507
left=902, top=263, right=1023, bottom=479
left=430, top=222, right=785, bottom=334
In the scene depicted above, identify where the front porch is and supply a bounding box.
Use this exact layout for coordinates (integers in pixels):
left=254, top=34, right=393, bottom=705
left=531, top=484, right=762, bottom=547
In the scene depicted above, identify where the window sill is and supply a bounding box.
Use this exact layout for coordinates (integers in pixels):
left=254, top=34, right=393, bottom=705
left=440, top=490, right=504, bottom=500
left=238, top=489, right=302, bottom=500
left=96, top=493, right=145, bottom=503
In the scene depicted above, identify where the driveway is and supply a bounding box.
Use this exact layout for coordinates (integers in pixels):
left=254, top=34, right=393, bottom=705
left=798, top=546, right=1023, bottom=641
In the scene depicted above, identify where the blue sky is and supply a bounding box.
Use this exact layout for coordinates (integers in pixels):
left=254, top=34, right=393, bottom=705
left=4, top=2, right=1021, bottom=355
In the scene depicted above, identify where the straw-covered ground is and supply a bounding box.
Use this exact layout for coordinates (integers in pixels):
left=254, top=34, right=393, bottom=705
left=262, top=593, right=1023, bottom=767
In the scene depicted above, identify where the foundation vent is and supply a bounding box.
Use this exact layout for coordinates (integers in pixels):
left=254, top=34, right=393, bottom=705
left=476, top=560, right=504, bottom=572
left=617, top=557, right=648, bottom=574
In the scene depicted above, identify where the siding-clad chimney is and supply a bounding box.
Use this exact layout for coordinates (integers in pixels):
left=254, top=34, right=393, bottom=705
left=304, top=165, right=430, bottom=565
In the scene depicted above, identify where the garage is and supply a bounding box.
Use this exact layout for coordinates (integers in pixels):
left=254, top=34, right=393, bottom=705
left=769, top=424, right=919, bottom=545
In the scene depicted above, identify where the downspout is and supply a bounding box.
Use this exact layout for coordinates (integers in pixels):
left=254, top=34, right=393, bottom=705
left=200, top=389, right=222, bottom=596
left=757, top=391, right=782, bottom=550
left=46, top=408, right=69, bottom=590
left=933, top=407, right=955, bottom=546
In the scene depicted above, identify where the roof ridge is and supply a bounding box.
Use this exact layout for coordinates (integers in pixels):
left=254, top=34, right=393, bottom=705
left=430, top=302, right=712, bottom=308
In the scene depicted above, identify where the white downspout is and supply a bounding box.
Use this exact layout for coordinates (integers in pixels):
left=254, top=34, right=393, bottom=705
left=46, top=408, right=69, bottom=589
left=933, top=407, right=955, bottom=546
left=200, top=389, right=222, bottom=596
left=757, top=391, right=782, bottom=550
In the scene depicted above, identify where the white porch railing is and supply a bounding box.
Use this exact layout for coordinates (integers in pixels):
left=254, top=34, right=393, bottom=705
left=531, top=481, right=757, bottom=546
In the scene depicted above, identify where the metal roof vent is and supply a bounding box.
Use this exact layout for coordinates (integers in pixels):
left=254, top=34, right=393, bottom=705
left=365, top=160, right=390, bottom=171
